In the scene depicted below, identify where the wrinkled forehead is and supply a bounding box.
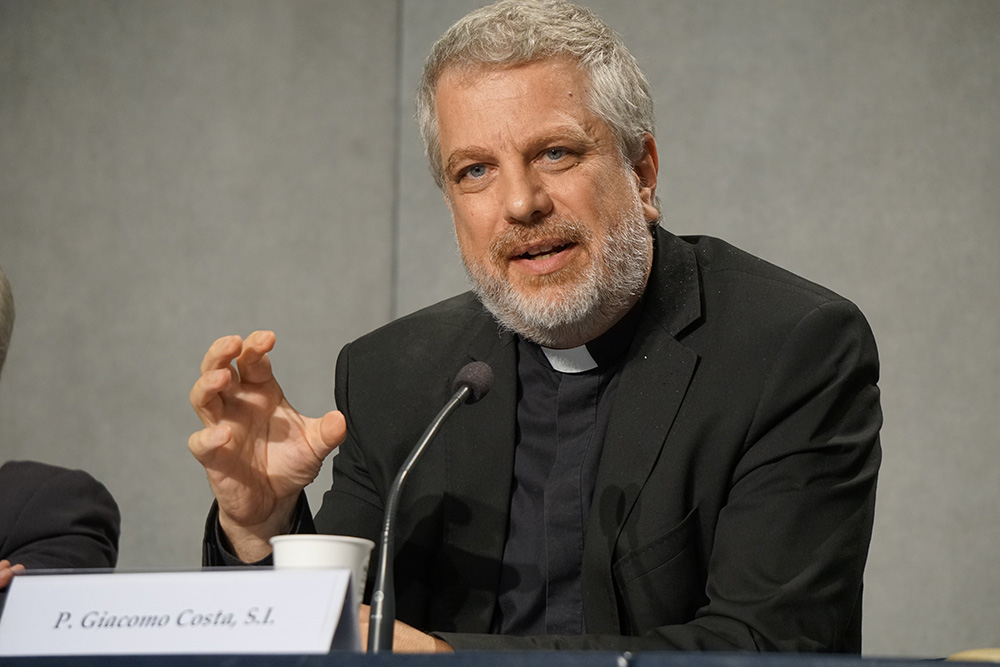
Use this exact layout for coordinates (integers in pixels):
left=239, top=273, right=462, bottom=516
left=433, top=56, right=590, bottom=104
left=434, top=59, right=595, bottom=132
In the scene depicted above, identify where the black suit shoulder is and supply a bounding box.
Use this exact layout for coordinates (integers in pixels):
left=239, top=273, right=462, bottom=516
left=0, top=460, right=120, bottom=570
left=672, top=235, right=876, bottom=361
left=684, top=234, right=848, bottom=305
left=334, top=291, right=512, bottom=419
left=342, top=292, right=497, bottom=368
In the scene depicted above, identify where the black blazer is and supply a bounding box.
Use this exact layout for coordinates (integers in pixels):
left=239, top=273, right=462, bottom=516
left=0, top=460, right=120, bottom=606
left=309, top=229, right=881, bottom=652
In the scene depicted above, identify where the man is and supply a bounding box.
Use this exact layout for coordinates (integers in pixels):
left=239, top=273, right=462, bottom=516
left=190, top=0, right=881, bottom=653
left=0, top=267, right=121, bottom=601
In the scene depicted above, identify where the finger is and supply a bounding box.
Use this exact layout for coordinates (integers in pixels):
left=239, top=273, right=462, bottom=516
left=0, top=563, right=24, bottom=591
left=190, top=367, right=236, bottom=424
left=235, top=330, right=276, bottom=385
left=358, top=604, right=370, bottom=651
left=313, top=411, right=347, bottom=457
left=200, top=335, right=243, bottom=375
left=187, top=424, right=232, bottom=463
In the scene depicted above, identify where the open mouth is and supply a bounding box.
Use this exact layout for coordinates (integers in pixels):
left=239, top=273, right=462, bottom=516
left=517, top=242, right=573, bottom=261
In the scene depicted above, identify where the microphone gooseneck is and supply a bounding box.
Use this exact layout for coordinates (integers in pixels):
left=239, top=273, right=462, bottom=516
left=367, top=362, right=493, bottom=653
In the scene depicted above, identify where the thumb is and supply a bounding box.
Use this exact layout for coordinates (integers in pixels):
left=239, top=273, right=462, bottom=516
left=313, top=410, right=347, bottom=458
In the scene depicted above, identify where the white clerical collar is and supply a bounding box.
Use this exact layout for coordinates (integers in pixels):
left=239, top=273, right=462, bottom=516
left=541, top=344, right=598, bottom=373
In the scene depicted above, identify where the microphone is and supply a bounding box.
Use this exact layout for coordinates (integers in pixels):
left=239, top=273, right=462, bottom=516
left=367, top=361, right=494, bottom=653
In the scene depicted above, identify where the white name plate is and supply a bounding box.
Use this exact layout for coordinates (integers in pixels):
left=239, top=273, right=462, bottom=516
left=0, top=568, right=359, bottom=656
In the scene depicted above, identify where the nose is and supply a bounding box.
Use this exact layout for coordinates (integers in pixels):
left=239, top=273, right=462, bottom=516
left=499, top=164, right=552, bottom=225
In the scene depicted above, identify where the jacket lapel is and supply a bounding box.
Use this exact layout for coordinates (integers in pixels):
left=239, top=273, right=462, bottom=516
left=582, top=229, right=703, bottom=632
left=438, top=312, right=518, bottom=631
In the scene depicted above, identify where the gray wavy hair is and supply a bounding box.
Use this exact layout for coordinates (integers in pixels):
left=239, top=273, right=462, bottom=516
left=0, top=267, right=13, bottom=379
left=416, top=0, right=655, bottom=190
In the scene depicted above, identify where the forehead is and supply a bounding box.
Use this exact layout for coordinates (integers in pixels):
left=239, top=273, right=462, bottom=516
left=436, top=56, right=587, bottom=94
left=433, top=59, right=607, bottom=147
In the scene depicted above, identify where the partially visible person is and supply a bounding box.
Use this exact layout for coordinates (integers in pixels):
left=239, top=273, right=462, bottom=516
left=0, top=266, right=12, bottom=384
left=0, top=461, right=121, bottom=594
left=0, top=267, right=121, bottom=600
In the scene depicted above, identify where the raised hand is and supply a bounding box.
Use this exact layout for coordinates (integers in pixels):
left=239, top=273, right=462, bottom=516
left=188, top=331, right=345, bottom=560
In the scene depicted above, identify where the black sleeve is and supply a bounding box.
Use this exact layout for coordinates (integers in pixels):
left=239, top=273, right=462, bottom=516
left=0, top=460, right=120, bottom=571
left=201, top=493, right=315, bottom=567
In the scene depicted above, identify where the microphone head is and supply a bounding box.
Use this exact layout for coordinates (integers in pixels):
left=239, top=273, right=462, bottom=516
left=452, top=361, right=494, bottom=404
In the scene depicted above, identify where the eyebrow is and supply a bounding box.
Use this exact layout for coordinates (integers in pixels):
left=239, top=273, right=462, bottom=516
left=445, top=146, right=492, bottom=177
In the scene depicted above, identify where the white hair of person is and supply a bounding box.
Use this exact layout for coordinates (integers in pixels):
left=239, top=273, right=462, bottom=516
left=0, top=267, right=13, bottom=379
left=417, top=0, right=656, bottom=208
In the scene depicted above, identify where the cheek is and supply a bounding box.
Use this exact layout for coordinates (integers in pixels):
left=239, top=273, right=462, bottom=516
left=588, top=173, right=640, bottom=223
left=453, top=225, right=479, bottom=261
left=451, top=201, right=497, bottom=256
left=555, top=164, right=634, bottom=223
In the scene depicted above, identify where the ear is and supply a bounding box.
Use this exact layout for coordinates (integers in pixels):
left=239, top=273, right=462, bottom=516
left=632, top=133, right=660, bottom=223
left=441, top=189, right=454, bottom=213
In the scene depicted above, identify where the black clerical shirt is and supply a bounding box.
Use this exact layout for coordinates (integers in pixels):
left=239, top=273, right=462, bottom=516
left=493, top=307, right=640, bottom=636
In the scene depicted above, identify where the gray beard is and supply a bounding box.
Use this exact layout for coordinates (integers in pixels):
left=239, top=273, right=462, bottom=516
left=461, top=209, right=653, bottom=348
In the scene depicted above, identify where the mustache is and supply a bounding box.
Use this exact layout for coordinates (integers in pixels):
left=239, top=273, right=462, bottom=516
left=487, top=217, right=592, bottom=265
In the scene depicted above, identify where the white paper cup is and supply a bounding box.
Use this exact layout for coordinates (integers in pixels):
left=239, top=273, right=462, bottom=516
left=270, top=534, right=375, bottom=610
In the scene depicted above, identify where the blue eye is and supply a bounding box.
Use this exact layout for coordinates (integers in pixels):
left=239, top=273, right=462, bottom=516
left=545, top=148, right=567, bottom=160
left=463, top=164, right=487, bottom=179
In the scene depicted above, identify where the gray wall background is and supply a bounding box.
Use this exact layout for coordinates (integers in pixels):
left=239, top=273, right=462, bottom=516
left=1, top=0, right=997, bottom=657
